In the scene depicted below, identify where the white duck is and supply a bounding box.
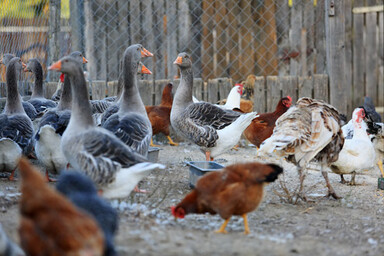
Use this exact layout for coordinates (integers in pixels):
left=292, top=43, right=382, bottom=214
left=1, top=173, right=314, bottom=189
left=171, top=52, right=258, bottom=161
left=330, top=108, right=376, bottom=185
left=0, top=57, right=34, bottom=180
left=34, top=51, right=87, bottom=181
left=48, top=55, right=164, bottom=199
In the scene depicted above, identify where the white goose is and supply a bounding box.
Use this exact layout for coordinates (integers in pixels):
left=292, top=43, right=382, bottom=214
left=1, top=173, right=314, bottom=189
left=170, top=52, right=258, bottom=161
left=48, top=56, right=164, bottom=198
left=0, top=57, right=34, bottom=180
left=34, top=51, right=87, bottom=181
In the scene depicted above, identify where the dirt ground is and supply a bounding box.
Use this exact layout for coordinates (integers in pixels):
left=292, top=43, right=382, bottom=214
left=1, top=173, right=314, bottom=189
left=1, top=139, right=383, bottom=256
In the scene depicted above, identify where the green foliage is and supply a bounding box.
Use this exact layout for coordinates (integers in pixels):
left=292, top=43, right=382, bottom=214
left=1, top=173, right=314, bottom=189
left=0, top=0, right=69, bottom=19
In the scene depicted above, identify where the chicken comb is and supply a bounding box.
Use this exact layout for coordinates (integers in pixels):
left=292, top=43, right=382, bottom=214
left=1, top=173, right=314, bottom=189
left=286, top=95, right=292, bottom=102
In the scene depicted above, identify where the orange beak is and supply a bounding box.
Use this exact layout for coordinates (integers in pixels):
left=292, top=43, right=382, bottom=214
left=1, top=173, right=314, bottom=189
left=82, top=57, right=88, bottom=64
left=48, top=60, right=62, bottom=71
left=22, top=62, right=27, bottom=68
left=173, top=56, right=183, bottom=65
left=140, top=64, right=152, bottom=75
left=141, top=48, right=154, bottom=57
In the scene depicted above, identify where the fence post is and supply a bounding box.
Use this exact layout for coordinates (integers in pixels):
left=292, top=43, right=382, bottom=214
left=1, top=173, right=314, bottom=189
left=69, top=0, right=83, bottom=53
left=47, top=0, right=61, bottom=82
left=325, top=0, right=347, bottom=114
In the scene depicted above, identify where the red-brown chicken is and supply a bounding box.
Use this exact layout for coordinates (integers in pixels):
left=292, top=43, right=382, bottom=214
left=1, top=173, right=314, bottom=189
left=18, top=157, right=104, bottom=255
left=171, top=162, right=283, bottom=234
left=146, top=83, right=178, bottom=146
left=244, top=96, right=292, bottom=148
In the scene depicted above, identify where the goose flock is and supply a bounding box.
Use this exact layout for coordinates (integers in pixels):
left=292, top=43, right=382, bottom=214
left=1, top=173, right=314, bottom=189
left=0, top=43, right=383, bottom=253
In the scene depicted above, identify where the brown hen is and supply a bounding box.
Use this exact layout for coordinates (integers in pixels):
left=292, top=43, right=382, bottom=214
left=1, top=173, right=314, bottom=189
left=146, top=83, right=178, bottom=146
left=171, top=162, right=283, bottom=234
left=18, top=157, right=104, bottom=256
left=244, top=96, right=292, bottom=148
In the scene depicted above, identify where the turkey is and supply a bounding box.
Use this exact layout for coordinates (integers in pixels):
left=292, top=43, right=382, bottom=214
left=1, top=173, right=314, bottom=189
left=259, top=97, right=344, bottom=200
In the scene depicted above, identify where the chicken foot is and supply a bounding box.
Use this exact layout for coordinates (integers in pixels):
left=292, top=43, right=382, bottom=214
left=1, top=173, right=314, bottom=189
left=215, top=218, right=230, bottom=234
left=340, top=174, right=347, bottom=184
left=321, top=168, right=341, bottom=199
left=166, top=136, right=179, bottom=146
left=242, top=214, right=250, bottom=235
left=150, top=138, right=160, bottom=147
left=8, top=167, right=17, bottom=181
left=295, top=168, right=307, bottom=203
left=378, top=160, right=384, bottom=178
left=348, top=171, right=356, bottom=186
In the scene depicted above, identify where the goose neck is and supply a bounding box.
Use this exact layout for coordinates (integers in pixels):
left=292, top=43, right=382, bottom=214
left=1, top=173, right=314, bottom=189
left=4, top=63, right=24, bottom=114
left=173, top=67, right=193, bottom=110
left=57, top=75, right=72, bottom=111
left=30, top=64, right=44, bottom=99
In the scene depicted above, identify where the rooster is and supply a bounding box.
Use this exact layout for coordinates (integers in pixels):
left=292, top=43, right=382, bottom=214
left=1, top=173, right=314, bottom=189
left=259, top=97, right=344, bottom=200
left=244, top=96, right=292, bottom=148
left=146, top=83, right=178, bottom=146
left=330, top=108, right=375, bottom=185
left=171, top=162, right=283, bottom=234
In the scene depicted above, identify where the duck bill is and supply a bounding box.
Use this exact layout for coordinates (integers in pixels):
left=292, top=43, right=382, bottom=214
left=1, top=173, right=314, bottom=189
left=140, top=64, right=152, bottom=75
left=141, top=48, right=154, bottom=57
left=48, top=61, right=62, bottom=71
left=173, top=56, right=182, bottom=65
left=82, top=57, right=88, bottom=64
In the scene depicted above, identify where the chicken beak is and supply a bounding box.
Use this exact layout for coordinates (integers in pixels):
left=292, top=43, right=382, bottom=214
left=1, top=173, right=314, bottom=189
left=82, top=57, right=88, bottom=64
left=140, top=64, right=152, bottom=75
left=141, top=48, right=154, bottom=57
left=48, top=60, right=62, bottom=71
left=173, top=56, right=183, bottom=65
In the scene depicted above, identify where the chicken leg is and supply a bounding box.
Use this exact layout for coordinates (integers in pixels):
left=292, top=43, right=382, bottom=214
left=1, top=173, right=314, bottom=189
left=215, top=218, right=230, bottom=234
left=321, top=166, right=341, bottom=199
left=296, top=168, right=307, bottom=202
left=150, top=138, right=160, bottom=147
left=340, top=174, right=347, bottom=184
left=242, top=214, right=250, bottom=234
left=8, top=168, right=17, bottom=181
left=378, top=160, right=384, bottom=178
left=45, top=170, right=57, bottom=182
left=205, top=151, right=213, bottom=161
left=166, top=136, right=179, bottom=146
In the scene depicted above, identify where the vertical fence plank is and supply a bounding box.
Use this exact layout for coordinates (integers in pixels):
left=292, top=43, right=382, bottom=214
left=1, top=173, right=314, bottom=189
left=298, top=76, right=313, bottom=99
left=105, top=1, right=119, bottom=81
left=281, top=76, right=297, bottom=103
left=193, top=78, right=204, bottom=102
left=213, top=0, right=226, bottom=77
left=313, top=74, right=329, bottom=102
left=253, top=76, right=266, bottom=112
left=225, top=0, right=239, bottom=80
left=166, top=0, right=178, bottom=79
left=130, top=0, right=141, bottom=44
left=289, top=1, right=302, bottom=76
left=207, top=79, right=219, bottom=103
left=178, top=0, right=190, bottom=53
left=153, top=0, right=165, bottom=80
left=304, top=0, right=315, bottom=75
left=344, top=0, right=353, bottom=115
left=217, top=78, right=232, bottom=101
left=138, top=80, right=153, bottom=105
left=378, top=12, right=384, bottom=108
left=239, top=0, right=255, bottom=78
left=275, top=0, right=290, bottom=76
left=365, top=12, right=378, bottom=105
left=315, top=0, right=326, bottom=74
left=325, top=0, right=347, bottom=114
left=352, top=8, right=365, bottom=109
left=143, top=0, right=155, bottom=77
left=201, top=0, right=214, bottom=79
left=91, top=81, right=106, bottom=100
left=189, top=0, right=202, bottom=78
left=266, top=76, right=281, bottom=112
